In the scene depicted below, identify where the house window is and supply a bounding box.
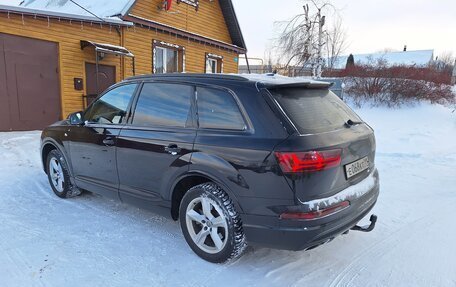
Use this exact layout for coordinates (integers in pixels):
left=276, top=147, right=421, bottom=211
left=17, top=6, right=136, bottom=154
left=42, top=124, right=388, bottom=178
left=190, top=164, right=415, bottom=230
left=177, top=0, right=199, bottom=10
left=153, top=40, right=185, bottom=74
left=205, top=53, right=223, bottom=74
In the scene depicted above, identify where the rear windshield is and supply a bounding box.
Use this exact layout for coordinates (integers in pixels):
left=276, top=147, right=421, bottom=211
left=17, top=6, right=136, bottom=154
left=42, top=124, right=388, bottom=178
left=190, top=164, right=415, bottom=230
left=270, top=88, right=362, bottom=134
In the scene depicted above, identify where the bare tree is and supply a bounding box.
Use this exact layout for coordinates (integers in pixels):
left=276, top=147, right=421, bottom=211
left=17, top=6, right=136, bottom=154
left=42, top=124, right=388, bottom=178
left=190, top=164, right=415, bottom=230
left=325, top=17, right=348, bottom=70
left=274, top=0, right=344, bottom=78
left=435, top=51, right=455, bottom=72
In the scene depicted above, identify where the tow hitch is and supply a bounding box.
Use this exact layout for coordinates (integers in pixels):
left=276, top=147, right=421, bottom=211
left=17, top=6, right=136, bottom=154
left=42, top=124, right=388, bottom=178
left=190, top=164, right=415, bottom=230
left=351, top=214, right=377, bottom=232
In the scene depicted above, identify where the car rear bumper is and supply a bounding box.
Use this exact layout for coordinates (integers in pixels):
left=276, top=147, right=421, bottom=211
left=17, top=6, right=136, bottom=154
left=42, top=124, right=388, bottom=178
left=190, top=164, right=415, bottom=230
left=242, top=169, right=380, bottom=251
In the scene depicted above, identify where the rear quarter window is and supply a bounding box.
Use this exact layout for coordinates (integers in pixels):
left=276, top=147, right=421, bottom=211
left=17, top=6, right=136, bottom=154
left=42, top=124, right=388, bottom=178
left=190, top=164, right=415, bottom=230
left=270, top=88, right=362, bottom=134
left=197, top=87, right=246, bottom=131
left=132, top=83, right=193, bottom=128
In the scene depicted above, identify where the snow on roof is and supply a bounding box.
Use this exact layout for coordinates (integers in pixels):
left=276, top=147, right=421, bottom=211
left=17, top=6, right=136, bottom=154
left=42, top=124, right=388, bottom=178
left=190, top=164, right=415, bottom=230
left=334, top=50, right=434, bottom=69
left=0, top=0, right=22, bottom=5
left=238, top=73, right=330, bottom=87
left=21, top=0, right=135, bottom=18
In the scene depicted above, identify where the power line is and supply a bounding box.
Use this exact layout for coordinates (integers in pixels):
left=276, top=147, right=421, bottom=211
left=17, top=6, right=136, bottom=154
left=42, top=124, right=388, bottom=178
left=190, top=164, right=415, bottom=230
left=69, top=0, right=105, bottom=23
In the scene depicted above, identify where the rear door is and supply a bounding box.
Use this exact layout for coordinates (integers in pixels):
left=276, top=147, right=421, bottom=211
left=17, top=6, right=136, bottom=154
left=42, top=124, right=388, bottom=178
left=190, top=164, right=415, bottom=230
left=116, top=82, right=196, bottom=207
left=269, top=87, right=376, bottom=202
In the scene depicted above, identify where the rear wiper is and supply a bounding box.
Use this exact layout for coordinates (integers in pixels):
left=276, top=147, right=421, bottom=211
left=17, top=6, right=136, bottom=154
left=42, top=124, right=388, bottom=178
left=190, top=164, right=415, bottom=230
left=345, top=119, right=363, bottom=128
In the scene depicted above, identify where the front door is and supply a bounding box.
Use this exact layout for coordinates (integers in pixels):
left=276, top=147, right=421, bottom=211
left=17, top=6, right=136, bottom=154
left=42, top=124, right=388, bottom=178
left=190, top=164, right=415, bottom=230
left=116, top=82, right=196, bottom=208
left=69, top=83, right=138, bottom=199
left=85, top=63, right=116, bottom=107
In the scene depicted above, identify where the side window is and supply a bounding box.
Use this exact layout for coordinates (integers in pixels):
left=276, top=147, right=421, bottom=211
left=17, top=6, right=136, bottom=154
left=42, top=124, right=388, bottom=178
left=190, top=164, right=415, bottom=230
left=84, top=84, right=137, bottom=124
left=132, top=83, right=193, bottom=128
left=197, top=87, right=246, bottom=130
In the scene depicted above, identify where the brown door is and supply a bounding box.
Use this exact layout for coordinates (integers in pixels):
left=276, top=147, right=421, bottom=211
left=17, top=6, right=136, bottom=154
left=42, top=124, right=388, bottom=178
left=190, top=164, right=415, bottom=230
left=0, top=33, right=61, bottom=131
left=85, top=63, right=116, bottom=106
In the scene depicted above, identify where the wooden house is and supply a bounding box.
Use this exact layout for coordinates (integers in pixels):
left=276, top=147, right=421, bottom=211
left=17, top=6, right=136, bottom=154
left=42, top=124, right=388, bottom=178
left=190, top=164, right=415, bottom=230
left=0, top=0, right=246, bottom=131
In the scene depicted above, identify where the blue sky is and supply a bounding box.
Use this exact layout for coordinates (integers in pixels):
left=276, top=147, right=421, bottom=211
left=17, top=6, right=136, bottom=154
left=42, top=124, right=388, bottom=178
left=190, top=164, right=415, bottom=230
left=232, top=0, right=456, bottom=62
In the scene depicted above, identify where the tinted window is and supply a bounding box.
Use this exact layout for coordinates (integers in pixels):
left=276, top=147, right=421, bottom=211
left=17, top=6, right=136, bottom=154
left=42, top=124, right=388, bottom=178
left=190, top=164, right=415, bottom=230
left=197, top=87, right=246, bottom=130
left=270, top=88, right=362, bottom=134
left=85, top=84, right=137, bottom=124
left=132, top=83, right=193, bottom=128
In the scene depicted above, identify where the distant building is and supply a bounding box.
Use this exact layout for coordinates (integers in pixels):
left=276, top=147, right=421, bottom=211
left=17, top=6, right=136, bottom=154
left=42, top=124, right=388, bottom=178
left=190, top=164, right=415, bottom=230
left=333, top=49, right=434, bottom=69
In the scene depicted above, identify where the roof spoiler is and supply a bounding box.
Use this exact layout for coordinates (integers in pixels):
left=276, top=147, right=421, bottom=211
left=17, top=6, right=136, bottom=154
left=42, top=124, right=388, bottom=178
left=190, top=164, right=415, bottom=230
left=266, top=82, right=333, bottom=90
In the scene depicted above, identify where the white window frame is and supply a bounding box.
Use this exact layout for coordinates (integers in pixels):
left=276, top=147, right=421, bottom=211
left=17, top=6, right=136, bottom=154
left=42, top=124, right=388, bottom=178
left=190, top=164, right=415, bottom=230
left=177, top=0, right=199, bottom=10
left=153, top=40, right=186, bottom=74
left=205, top=53, right=224, bottom=74
left=206, top=58, right=218, bottom=74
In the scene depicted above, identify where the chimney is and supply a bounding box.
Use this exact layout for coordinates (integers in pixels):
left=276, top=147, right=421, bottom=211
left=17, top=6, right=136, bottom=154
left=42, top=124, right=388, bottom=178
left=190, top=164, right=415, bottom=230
left=403, top=45, right=407, bottom=52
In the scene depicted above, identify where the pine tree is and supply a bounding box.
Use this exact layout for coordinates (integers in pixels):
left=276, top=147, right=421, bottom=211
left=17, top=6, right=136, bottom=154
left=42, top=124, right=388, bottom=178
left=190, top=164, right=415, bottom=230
left=346, top=54, right=355, bottom=69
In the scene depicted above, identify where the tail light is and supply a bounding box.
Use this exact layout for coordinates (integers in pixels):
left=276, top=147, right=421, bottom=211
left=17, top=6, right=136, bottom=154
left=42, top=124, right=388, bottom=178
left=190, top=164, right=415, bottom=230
left=280, top=201, right=350, bottom=220
left=275, top=149, right=342, bottom=173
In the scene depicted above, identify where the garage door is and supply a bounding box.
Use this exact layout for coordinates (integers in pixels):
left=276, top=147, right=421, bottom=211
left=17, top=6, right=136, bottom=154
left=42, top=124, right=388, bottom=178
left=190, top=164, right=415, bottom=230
left=0, top=33, right=61, bottom=131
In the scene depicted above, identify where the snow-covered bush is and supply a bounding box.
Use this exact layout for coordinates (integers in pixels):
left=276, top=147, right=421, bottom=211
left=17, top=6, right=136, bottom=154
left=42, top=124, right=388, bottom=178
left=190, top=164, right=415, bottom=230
left=325, top=58, right=456, bottom=107
left=344, top=77, right=455, bottom=108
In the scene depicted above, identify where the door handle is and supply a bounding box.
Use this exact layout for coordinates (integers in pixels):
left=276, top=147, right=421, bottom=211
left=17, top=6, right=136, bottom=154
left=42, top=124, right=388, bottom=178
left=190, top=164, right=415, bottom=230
left=103, top=137, right=115, bottom=146
left=165, top=144, right=181, bottom=156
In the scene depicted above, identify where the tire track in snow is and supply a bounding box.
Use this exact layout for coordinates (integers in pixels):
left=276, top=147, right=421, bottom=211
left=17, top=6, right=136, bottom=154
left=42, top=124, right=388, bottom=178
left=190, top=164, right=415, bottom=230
left=328, top=202, right=456, bottom=287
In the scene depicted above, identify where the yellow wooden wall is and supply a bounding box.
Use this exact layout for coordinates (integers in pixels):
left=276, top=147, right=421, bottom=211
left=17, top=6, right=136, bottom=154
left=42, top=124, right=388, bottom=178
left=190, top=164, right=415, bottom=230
left=0, top=8, right=240, bottom=118
left=124, top=26, right=239, bottom=77
left=128, top=0, right=232, bottom=44
left=0, top=13, right=122, bottom=118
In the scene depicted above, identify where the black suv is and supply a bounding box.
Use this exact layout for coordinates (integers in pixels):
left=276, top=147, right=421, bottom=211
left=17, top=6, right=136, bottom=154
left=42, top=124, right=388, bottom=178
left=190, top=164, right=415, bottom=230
left=41, top=74, right=379, bottom=263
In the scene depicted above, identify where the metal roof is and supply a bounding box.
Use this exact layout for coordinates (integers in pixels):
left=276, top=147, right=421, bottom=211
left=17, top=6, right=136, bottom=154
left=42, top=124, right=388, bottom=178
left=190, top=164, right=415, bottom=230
left=218, top=0, right=246, bottom=50
left=0, top=4, right=132, bottom=25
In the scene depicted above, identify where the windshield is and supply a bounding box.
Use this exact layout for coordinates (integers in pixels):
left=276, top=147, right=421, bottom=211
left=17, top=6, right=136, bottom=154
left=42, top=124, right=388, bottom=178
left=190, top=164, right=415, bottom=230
left=270, top=88, right=362, bottom=134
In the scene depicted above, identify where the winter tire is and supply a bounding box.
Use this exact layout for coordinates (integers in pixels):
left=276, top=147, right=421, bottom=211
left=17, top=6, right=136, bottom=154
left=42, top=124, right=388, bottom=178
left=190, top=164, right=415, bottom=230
left=179, top=183, right=246, bottom=263
left=46, top=149, right=80, bottom=198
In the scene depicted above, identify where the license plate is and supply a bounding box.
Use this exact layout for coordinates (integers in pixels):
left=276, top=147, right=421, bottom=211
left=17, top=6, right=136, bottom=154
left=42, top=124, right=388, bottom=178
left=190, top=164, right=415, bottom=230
left=345, top=157, right=370, bottom=179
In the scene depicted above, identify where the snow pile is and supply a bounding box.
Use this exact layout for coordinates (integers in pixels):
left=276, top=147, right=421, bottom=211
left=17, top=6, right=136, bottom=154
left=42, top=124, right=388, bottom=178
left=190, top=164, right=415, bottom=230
left=0, top=103, right=455, bottom=286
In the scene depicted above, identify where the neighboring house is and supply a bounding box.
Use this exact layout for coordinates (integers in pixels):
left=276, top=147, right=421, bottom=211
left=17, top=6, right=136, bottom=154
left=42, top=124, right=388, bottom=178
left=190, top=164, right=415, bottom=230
left=0, top=0, right=246, bottom=131
left=333, top=49, right=434, bottom=69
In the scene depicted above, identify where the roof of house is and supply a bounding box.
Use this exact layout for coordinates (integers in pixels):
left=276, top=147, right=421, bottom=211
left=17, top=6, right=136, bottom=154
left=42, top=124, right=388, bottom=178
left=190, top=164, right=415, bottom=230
left=334, top=49, right=434, bottom=69
left=0, top=0, right=246, bottom=50
left=21, top=0, right=135, bottom=19
left=0, top=3, right=131, bottom=25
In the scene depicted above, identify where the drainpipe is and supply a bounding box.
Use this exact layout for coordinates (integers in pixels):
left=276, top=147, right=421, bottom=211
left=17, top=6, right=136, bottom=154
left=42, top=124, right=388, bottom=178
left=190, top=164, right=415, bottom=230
left=244, top=54, right=251, bottom=74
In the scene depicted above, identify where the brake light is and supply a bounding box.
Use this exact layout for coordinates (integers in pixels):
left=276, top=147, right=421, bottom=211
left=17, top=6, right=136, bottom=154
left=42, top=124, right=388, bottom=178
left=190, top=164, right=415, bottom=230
left=275, top=149, right=342, bottom=173
left=280, top=201, right=350, bottom=220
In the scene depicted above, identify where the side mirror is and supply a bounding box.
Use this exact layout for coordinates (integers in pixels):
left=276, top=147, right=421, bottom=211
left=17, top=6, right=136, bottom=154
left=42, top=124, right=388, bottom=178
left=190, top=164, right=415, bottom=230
left=68, top=111, right=84, bottom=125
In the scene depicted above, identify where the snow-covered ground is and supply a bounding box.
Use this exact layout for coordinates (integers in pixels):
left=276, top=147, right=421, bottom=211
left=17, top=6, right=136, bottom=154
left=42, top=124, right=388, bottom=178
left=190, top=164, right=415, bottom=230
left=1, top=103, right=455, bottom=287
